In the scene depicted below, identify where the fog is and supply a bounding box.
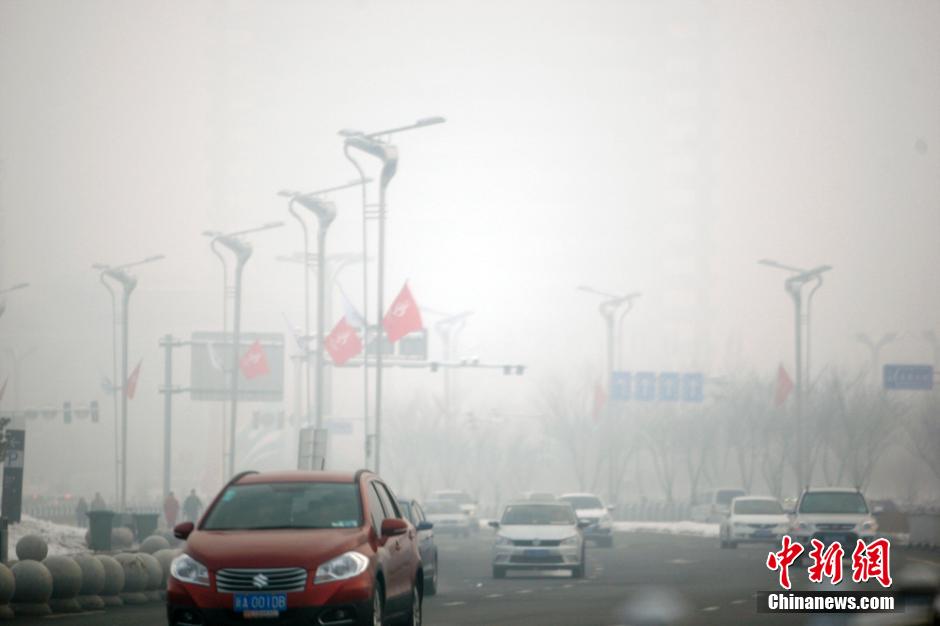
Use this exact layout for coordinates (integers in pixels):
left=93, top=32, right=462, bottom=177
left=0, top=1, right=938, bottom=509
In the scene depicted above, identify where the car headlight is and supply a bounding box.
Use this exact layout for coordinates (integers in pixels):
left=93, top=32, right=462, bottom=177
left=495, top=535, right=512, bottom=546
left=170, top=553, right=210, bottom=587
left=858, top=520, right=878, bottom=533
left=561, top=535, right=579, bottom=547
left=314, top=551, right=369, bottom=584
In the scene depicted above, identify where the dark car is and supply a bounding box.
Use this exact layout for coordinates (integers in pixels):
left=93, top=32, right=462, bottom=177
left=397, top=498, right=438, bottom=596
left=166, top=469, right=423, bottom=626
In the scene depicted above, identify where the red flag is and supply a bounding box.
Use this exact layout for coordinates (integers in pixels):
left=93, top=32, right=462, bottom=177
left=126, top=360, right=142, bottom=399
left=325, top=317, right=363, bottom=365
left=592, top=381, right=607, bottom=423
left=383, top=283, right=423, bottom=343
left=775, top=364, right=794, bottom=406
left=240, top=341, right=270, bottom=379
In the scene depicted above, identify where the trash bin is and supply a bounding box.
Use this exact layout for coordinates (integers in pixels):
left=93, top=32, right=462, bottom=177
left=132, top=513, right=160, bottom=541
left=86, top=510, right=115, bottom=551
left=0, top=517, right=8, bottom=563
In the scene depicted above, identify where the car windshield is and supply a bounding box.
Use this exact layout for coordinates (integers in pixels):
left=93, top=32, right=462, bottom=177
left=799, top=492, right=869, bottom=514
left=559, top=496, right=603, bottom=510
left=201, top=482, right=361, bottom=530
left=734, top=499, right=783, bottom=515
left=501, top=504, right=577, bottom=525
left=716, top=490, right=747, bottom=505
left=425, top=501, right=461, bottom=514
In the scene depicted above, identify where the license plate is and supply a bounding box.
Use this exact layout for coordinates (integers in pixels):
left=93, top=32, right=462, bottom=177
left=524, top=549, right=549, bottom=557
left=233, top=593, right=287, bottom=617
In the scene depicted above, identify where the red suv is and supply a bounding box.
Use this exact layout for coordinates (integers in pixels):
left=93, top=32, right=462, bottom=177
left=166, top=469, right=423, bottom=626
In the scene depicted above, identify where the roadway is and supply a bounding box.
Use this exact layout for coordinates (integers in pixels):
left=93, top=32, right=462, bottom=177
left=13, top=531, right=940, bottom=625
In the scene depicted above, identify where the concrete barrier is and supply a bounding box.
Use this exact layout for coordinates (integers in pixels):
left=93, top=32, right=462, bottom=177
left=115, top=553, right=148, bottom=605
left=11, top=560, right=52, bottom=616
left=15, top=535, right=47, bottom=562
left=42, top=556, right=82, bottom=613
left=73, top=554, right=105, bottom=610
left=95, top=555, right=124, bottom=607
left=139, top=553, right=163, bottom=602
left=139, top=535, right=170, bottom=555
left=0, top=563, right=14, bottom=620
left=153, top=548, right=180, bottom=599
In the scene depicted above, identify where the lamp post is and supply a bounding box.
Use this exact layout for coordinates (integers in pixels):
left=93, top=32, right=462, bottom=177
left=204, top=222, right=282, bottom=478
left=94, top=255, right=164, bottom=511
left=856, top=332, right=898, bottom=386
left=759, top=261, right=831, bottom=494
left=341, top=116, right=445, bottom=472
left=578, top=285, right=640, bottom=506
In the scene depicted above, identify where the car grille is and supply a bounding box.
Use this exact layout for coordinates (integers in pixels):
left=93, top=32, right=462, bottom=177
left=817, top=523, right=855, bottom=531
left=512, top=539, right=562, bottom=547
left=579, top=518, right=599, bottom=525
left=215, top=567, right=307, bottom=593
left=510, top=554, right=564, bottom=564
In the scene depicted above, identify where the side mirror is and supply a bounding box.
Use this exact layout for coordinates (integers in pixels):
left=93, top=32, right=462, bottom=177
left=174, top=521, right=194, bottom=540
left=381, top=518, right=408, bottom=537
left=488, top=520, right=500, bottom=529
left=577, top=519, right=591, bottom=529
left=416, top=520, right=434, bottom=531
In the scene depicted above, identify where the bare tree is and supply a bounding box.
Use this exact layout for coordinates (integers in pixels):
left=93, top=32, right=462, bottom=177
left=905, top=391, right=940, bottom=482
left=538, top=375, right=604, bottom=493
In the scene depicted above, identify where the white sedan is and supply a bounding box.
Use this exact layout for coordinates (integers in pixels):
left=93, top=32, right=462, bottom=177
left=490, top=501, right=586, bottom=578
left=719, top=496, right=790, bottom=548
left=424, top=500, right=471, bottom=537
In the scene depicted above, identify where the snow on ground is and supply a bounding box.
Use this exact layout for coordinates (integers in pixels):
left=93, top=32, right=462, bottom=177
left=613, top=521, right=720, bottom=538
left=8, top=515, right=88, bottom=557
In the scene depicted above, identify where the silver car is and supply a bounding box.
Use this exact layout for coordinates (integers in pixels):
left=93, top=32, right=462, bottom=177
left=489, top=501, right=586, bottom=578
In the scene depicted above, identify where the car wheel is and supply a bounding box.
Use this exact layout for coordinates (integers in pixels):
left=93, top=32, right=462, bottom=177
left=492, top=566, right=506, bottom=579
left=406, top=584, right=421, bottom=626
left=368, top=583, right=383, bottom=626
left=425, top=555, right=438, bottom=596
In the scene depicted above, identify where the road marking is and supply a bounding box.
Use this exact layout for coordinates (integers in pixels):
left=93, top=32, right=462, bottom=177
left=563, top=584, right=574, bottom=588
left=731, top=599, right=746, bottom=605
left=442, top=601, right=466, bottom=607
left=669, top=558, right=695, bottom=564
left=484, top=593, right=503, bottom=598
left=702, top=606, right=720, bottom=612
left=516, top=589, right=533, bottom=594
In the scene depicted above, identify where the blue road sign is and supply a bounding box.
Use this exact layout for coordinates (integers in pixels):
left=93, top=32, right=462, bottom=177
left=636, top=372, right=657, bottom=401
left=659, top=372, right=680, bottom=401
left=610, top=372, right=632, bottom=401
left=681, top=373, right=705, bottom=402
left=883, top=364, right=934, bottom=390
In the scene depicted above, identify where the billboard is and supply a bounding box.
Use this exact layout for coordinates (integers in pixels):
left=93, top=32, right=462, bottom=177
left=189, top=332, right=284, bottom=402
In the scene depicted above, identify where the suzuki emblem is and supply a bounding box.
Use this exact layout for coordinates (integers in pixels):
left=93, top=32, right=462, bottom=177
left=252, top=573, right=269, bottom=589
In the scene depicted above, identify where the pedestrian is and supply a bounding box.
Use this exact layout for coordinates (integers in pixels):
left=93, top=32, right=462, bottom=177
left=182, top=489, right=203, bottom=522
left=163, top=491, right=180, bottom=528
left=75, top=497, right=88, bottom=528
left=90, top=491, right=106, bottom=511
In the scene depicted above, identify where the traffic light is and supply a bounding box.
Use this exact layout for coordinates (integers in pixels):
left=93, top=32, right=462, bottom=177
left=63, top=401, right=72, bottom=424
left=90, top=400, right=99, bottom=423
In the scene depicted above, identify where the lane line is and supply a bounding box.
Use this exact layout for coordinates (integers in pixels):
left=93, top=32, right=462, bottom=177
left=731, top=599, right=746, bottom=605
left=442, top=601, right=466, bottom=607
left=516, top=589, right=533, bottom=594
left=702, top=606, right=720, bottom=612
left=484, top=593, right=503, bottom=598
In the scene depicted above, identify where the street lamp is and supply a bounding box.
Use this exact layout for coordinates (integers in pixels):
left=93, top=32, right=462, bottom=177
left=341, top=116, right=445, bottom=473
left=856, top=332, right=898, bottom=386
left=578, top=285, right=640, bottom=506
left=759, top=261, right=831, bottom=494
left=94, top=255, right=164, bottom=511
left=204, top=222, right=283, bottom=478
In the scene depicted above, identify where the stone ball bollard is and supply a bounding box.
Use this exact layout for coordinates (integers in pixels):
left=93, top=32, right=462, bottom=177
left=139, top=535, right=170, bottom=555
left=11, top=560, right=52, bottom=616
left=95, top=555, right=124, bottom=607
left=159, top=528, right=183, bottom=548
left=111, top=527, right=135, bottom=551
left=138, top=553, right=163, bottom=602
left=73, top=554, right=105, bottom=610
left=0, top=563, right=14, bottom=620
left=15, top=535, right=48, bottom=562
left=114, top=553, right=148, bottom=605
left=42, top=556, right=82, bottom=613
left=152, top=549, right=180, bottom=590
